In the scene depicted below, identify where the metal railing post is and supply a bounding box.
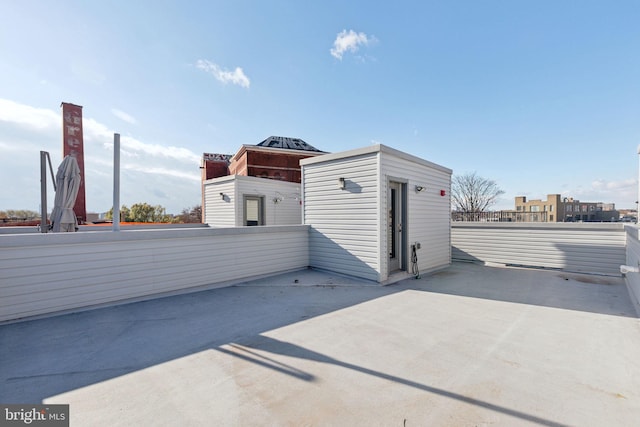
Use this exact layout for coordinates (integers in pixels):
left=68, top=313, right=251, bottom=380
left=40, top=151, right=48, bottom=233
left=113, top=133, right=120, bottom=232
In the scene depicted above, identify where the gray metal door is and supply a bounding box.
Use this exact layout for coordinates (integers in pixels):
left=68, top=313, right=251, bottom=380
left=388, top=181, right=405, bottom=272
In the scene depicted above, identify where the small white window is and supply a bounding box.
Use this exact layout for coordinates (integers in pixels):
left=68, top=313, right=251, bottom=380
left=244, top=196, right=264, bottom=226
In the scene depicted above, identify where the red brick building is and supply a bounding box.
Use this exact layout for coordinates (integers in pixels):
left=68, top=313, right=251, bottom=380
left=200, top=136, right=325, bottom=220
left=228, top=136, right=324, bottom=183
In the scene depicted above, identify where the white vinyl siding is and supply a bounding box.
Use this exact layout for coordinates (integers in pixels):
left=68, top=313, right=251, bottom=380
left=203, top=178, right=236, bottom=226
left=204, top=175, right=301, bottom=227
left=0, top=226, right=309, bottom=322
left=452, top=223, right=625, bottom=276
left=380, top=151, right=452, bottom=278
left=303, top=152, right=380, bottom=281
left=302, top=144, right=452, bottom=282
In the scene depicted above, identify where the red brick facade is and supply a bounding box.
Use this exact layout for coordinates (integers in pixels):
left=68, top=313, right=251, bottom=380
left=228, top=146, right=321, bottom=183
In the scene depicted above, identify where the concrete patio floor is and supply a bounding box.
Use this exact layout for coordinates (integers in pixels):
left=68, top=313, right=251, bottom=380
left=1, top=262, right=640, bottom=426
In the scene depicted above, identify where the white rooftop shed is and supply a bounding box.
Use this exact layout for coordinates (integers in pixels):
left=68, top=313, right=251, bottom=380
left=203, top=175, right=301, bottom=227
left=301, top=144, right=452, bottom=283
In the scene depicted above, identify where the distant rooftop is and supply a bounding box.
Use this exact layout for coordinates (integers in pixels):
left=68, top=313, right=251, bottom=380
left=256, top=136, right=323, bottom=152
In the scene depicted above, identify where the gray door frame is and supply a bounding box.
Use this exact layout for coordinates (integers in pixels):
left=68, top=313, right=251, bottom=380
left=388, top=179, right=407, bottom=273
left=243, top=195, right=265, bottom=226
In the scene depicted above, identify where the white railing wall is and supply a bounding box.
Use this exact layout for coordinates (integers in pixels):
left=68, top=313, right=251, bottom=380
left=0, top=225, right=309, bottom=323
left=623, top=225, right=640, bottom=314
left=452, top=223, right=626, bottom=276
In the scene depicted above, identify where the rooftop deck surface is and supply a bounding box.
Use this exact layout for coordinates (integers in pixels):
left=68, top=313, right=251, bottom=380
left=2, top=262, right=639, bottom=426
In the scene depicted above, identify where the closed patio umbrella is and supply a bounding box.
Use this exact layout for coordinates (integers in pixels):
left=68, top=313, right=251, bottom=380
left=50, top=155, right=81, bottom=232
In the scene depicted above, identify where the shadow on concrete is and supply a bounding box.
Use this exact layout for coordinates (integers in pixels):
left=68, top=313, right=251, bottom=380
left=217, top=335, right=569, bottom=427
left=0, top=277, right=397, bottom=403
left=402, top=262, right=637, bottom=319
left=1, top=261, right=637, bottom=414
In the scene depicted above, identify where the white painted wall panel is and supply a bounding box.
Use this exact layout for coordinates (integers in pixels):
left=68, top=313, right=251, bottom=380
left=302, top=145, right=452, bottom=282
left=204, top=177, right=236, bottom=226
left=380, top=150, right=452, bottom=278
left=204, top=175, right=301, bottom=226
left=303, top=152, right=380, bottom=281
left=452, top=223, right=625, bottom=275
left=0, top=226, right=309, bottom=322
left=236, top=176, right=302, bottom=226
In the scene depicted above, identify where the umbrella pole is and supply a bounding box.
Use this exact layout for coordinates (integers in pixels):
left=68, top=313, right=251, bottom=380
left=40, top=151, right=47, bottom=233
left=39, top=151, right=55, bottom=233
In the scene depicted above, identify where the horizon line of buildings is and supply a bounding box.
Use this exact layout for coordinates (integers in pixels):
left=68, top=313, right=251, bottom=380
left=455, top=193, right=636, bottom=223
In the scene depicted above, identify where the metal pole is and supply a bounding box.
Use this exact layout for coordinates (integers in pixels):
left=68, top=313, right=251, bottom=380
left=637, top=144, right=640, bottom=225
left=40, top=151, right=48, bottom=233
left=47, top=152, right=56, bottom=192
left=113, top=133, right=121, bottom=231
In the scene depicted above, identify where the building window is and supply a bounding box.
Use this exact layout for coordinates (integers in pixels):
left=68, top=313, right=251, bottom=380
left=530, top=205, right=540, bottom=212
left=550, top=205, right=554, bottom=212
left=244, top=196, right=264, bottom=226
left=516, top=206, right=522, bottom=212
left=550, top=215, right=554, bottom=222
left=566, top=205, right=572, bottom=212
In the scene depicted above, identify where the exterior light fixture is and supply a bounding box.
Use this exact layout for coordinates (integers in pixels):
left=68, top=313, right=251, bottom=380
left=219, top=192, right=225, bottom=200
left=338, top=177, right=346, bottom=190
left=415, top=185, right=426, bottom=193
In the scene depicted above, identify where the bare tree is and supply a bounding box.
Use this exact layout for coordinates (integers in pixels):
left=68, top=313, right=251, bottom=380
left=452, top=172, right=504, bottom=213
left=175, top=205, right=202, bottom=223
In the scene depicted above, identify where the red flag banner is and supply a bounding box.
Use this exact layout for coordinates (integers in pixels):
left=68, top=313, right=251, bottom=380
left=61, top=102, right=86, bottom=223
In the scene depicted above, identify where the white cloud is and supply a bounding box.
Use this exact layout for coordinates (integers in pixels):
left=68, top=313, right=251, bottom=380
left=564, top=178, right=637, bottom=208
left=196, top=60, right=251, bottom=88
left=0, top=98, right=202, bottom=213
left=111, top=108, right=137, bottom=124
left=80, top=117, right=200, bottom=164
left=590, top=178, right=636, bottom=192
left=0, top=98, right=58, bottom=131
left=330, top=29, right=377, bottom=60
left=123, top=164, right=201, bottom=181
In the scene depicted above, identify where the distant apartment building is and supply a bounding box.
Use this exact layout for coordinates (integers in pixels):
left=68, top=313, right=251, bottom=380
left=515, top=194, right=618, bottom=222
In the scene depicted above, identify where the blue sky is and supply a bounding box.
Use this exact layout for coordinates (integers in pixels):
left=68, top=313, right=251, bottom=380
left=1, top=0, right=639, bottom=214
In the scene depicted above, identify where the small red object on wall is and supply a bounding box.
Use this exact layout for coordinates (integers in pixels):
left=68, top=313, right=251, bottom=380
left=440, top=190, right=446, bottom=196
